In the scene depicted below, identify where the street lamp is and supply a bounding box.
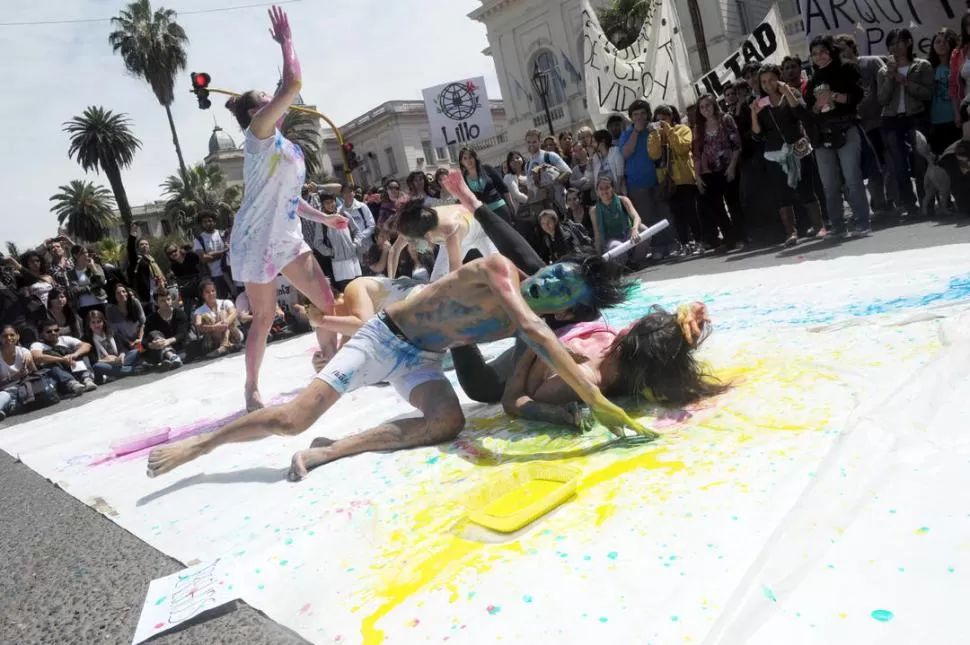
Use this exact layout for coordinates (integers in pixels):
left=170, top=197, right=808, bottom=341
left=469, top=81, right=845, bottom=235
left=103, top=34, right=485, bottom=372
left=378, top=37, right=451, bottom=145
left=531, top=60, right=555, bottom=137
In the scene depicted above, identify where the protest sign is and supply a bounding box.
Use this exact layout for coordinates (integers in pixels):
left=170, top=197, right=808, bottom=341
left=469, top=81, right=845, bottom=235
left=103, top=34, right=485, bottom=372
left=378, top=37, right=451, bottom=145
left=423, top=77, right=496, bottom=149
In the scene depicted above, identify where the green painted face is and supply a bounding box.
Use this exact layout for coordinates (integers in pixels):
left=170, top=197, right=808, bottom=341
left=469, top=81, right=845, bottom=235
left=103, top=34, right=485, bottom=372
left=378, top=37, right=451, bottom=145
left=520, top=263, right=590, bottom=313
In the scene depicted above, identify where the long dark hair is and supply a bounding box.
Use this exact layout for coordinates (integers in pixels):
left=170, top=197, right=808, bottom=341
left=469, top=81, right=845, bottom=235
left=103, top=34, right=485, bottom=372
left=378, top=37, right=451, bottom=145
left=405, top=170, right=427, bottom=195
left=458, top=147, right=481, bottom=177
left=558, top=251, right=634, bottom=322
left=930, top=28, right=959, bottom=67
left=809, top=35, right=842, bottom=69
left=605, top=305, right=729, bottom=405
left=48, top=287, right=81, bottom=337
left=653, top=104, right=682, bottom=125
left=225, top=91, right=261, bottom=130
left=19, top=251, right=49, bottom=278
left=111, top=284, right=141, bottom=323
left=506, top=150, right=525, bottom=174
left=693, top=93, right=723, bottom=134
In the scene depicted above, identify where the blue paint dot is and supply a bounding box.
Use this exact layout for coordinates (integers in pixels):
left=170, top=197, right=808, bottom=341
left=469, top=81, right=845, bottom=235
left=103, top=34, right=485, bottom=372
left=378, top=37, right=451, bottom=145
left=284, top=538, right=293, bottom=545
left=522, top=595, right=533, bottom=603
left=583, top=555, right=592, bottom=561
left=598, top=616, right=608, bottom=623
left=426, top=455, right=440, bottom=465
left=671, top=615, right=679, bottom=622
left=607, top=551, right=618, bottom=560
left=871, top=609, right=894, bottom=622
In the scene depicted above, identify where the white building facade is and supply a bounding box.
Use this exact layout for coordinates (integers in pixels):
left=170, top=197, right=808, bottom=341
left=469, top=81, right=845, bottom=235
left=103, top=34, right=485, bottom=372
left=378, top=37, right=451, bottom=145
left=322, top=100, right=508, bottom=187
left=468, top=0, right=803, bottom=145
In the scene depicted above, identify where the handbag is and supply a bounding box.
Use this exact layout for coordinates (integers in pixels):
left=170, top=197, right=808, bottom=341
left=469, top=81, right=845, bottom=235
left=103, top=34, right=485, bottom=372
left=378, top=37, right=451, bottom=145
left=767, top=103, right=814, bottom=159
left=15, top=373, right=59, bottom=412
left=657, top=141, right=677, bottom=201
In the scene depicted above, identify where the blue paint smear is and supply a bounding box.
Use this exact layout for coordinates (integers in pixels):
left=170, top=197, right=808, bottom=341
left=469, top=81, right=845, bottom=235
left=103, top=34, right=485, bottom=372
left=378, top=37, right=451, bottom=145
left=602, top=273, right=970, bottom=331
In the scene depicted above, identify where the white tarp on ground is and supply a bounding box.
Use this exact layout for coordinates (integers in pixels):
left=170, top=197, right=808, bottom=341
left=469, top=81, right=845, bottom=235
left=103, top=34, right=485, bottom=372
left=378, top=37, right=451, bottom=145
left=2, top=245, right=970, bottom=645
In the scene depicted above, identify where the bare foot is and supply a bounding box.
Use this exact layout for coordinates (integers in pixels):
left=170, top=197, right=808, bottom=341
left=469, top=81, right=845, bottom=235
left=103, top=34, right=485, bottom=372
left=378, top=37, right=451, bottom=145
left=287, top=446, right=333, bottom=482
left=245, top=386, right=264, bottom=413
left=147, top=436, right=205, bottom=478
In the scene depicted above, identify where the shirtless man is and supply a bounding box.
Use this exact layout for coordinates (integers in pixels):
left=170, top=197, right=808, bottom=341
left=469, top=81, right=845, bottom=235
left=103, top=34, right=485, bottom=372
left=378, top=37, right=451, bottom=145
left=388, top=202, right=498, bottom=281
left=147, top=239, right=646, bottom=482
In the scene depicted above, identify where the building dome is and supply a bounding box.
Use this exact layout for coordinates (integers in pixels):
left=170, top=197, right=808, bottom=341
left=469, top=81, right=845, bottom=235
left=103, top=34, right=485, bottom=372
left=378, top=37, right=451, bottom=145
left=208, top=125, right=237, bottom=156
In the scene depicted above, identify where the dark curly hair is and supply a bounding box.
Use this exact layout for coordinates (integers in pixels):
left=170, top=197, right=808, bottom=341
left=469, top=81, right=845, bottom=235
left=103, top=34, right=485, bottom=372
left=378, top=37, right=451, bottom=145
left=605, top=305, right=729, bottom=406
left=557, top=251, right=633, bottom=321
left=395, top=198, right=439, bottom=239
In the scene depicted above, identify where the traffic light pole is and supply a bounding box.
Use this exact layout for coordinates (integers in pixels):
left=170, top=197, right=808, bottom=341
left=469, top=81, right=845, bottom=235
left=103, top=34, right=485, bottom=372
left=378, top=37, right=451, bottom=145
left=204, top=87, right=355, bottom=186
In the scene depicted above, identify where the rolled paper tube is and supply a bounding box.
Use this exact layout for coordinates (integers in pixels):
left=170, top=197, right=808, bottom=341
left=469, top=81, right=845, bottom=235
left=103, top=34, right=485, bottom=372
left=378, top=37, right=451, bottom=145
left=601, top=219, right=670, bottom=261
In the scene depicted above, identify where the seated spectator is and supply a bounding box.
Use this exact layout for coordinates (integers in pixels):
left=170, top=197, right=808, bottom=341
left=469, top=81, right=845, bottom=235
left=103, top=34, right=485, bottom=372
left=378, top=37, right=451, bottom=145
left=193, top=279, right=243, bottom=357
left=85, top=309, right=143, bottom=383
left=0, top=278, right=48, bottom=348
left=44, top=287, right=83, bottom=338
left=67, top=245, right=109, bottom=320
left=0, top=324, right=57, bottom=421
left=565, top=187, right=593, bottom=231
left=29, top=321, right=96, bottom=395
left=236, top=289, right=291, bottom=341
left=535, top=209, right=592, bottom=264
left=105, top=283, right=146, bottom=352
left=14, top=251, right=56, bottom=308
left=275, top=274, right=311, bottom=334
left=144, top=291, right=188, bottom=368
left=165, top=242, right=203, bottom=314
left=127, top=223, right=166, bottom=313
left=589, top=175, right=648, bottom=267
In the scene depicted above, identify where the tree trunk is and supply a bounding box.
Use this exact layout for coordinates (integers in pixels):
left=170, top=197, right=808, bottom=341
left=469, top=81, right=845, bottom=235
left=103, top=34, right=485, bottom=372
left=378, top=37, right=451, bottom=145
left=165, top=104, right=190, bottom=186
left=103, top=156, right=134, bottom=232
left=686, top=0, right=711, bottom=73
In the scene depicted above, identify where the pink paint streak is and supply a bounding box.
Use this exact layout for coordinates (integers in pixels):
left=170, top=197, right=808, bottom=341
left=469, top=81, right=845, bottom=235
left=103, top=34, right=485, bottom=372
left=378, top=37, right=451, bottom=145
left=299, top=603, right=312, bottom=615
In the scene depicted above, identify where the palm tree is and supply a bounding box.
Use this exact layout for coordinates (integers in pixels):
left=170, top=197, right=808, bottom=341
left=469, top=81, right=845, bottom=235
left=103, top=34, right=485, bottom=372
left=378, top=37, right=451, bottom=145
left=161, top=163, right=242, bottom=231
left=4, top=242, right=20, bottom=258
left=597, top=0, right=710, bottom=73
left=281, top=109, right=323, bottom=178
left=49, top=180, right=120, bottom=242
left=64, top=106, right=141, bottom=229
left=108, top=0, right=190, bottom=182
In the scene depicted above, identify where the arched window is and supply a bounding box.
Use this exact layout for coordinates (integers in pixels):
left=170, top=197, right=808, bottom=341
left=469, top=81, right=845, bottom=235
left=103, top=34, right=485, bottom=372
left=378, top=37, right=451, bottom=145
left=529, top=50, right=565, bottom=112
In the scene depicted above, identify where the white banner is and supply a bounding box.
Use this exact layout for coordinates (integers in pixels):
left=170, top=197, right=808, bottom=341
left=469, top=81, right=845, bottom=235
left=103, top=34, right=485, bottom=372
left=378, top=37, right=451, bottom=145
left=695, top=5, right=792, bottom=98
left=801, top=0, right=960, bottom=57
left=582, top=0, right=695, bottom=125
left=423, top=76, right=496, bottom=149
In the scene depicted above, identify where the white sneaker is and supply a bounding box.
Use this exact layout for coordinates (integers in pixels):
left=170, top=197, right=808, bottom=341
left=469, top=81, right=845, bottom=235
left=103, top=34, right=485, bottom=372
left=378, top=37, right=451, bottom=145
left=82, top=377, right=98, bottom=392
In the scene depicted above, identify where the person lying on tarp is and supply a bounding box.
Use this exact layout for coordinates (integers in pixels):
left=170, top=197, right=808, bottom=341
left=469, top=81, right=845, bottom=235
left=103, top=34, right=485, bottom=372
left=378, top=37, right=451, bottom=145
left=500, top=304, right=726, bottom=430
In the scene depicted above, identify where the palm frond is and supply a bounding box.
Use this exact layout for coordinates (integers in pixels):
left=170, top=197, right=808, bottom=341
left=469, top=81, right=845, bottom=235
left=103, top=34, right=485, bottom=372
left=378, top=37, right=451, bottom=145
left=281, top=110, right=323, bottom=178
left=48, top=179, right=120, bottom=242
left=161, top=162, right=239, bottom=231
left=64, top=106, right=141, bottom=173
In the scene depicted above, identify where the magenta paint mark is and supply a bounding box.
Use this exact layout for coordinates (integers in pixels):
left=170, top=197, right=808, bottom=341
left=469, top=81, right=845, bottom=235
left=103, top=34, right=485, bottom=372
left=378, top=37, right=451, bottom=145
left=153, top=622, right=165, bottom=629
left=86, top=389, right=304, bottom=468
left=486, top=604, right=501, bottom=615
left=299, top=603, right=312, bottom=615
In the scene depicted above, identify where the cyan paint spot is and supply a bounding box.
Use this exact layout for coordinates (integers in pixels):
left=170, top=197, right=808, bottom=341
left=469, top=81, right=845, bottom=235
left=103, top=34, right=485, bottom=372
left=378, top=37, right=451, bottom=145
left=522, top=595, right=533, bottom=603
left=426, top=456, right=440, bottom=465
left=762, top=585, right=777, bottom=602
left=607, top=551, right=618, bottom=560
left=598, top=616, right=608, bottom=623
left=871, top=609, right=894, bottom=622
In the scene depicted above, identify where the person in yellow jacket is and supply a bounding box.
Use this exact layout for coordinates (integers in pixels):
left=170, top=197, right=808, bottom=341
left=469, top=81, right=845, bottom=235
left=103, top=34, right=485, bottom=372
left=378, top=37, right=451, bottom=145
left=647, top=105, right=704, bottom=255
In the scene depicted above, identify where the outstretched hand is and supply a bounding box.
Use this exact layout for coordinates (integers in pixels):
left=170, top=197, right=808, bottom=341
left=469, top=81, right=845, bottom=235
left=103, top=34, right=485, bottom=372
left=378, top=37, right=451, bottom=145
left=441, top=169, right=476, bottom=207
left=678, top=301, right=711, bottom=346
left=590, top=396, right=658, bottom=440
left=268, top=5, right=292, bottom=44
left=323, top=214, right=349, bottom=230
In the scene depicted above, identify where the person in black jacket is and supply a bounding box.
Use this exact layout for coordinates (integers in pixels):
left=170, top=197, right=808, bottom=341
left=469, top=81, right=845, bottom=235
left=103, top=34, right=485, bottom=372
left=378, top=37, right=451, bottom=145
left=751, top=64, right=827, bottom=246
left=164, top=242, right=204, bottom=315
left=804, top=35, right=872, bottom=237
left=459, top=147, right=512, bottom=223
left=144, top=290, right=189, bottom=367
left=535, top=209, right=592, bottom=265
left=127, top=223, right=167, bottom=313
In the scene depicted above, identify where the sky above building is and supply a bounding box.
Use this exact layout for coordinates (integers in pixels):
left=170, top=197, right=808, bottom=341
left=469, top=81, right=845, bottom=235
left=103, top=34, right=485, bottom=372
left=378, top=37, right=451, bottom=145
left=1, top=0, right=499, bottom=247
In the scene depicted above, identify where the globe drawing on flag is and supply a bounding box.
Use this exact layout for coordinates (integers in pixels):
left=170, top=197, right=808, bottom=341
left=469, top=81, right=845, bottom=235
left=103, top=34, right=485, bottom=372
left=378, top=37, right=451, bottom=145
left=434, top=81, right=482, bottom=120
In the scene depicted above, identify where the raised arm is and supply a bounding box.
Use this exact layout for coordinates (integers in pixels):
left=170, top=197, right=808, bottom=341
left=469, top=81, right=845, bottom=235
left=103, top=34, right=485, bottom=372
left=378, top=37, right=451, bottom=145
left=250, top=7, right=303, bottom=139
left=386, top=236, right=408, bottom=279
left=479, top=255, right=652, bottom=437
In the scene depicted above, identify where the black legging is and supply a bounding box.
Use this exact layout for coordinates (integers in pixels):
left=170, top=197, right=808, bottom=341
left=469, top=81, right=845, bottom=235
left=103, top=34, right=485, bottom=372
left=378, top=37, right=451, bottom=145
left=450, top=204, right=548, bottom=403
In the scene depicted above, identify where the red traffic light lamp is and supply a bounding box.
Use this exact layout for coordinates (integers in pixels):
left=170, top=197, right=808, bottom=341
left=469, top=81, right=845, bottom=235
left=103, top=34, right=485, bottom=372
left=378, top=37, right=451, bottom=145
left=191, top=72, right=212, bottom=109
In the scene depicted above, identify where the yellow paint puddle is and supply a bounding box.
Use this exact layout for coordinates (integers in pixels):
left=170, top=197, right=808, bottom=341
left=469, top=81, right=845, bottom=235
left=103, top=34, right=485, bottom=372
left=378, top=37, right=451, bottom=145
left=481, top=479, right=563, bottom=517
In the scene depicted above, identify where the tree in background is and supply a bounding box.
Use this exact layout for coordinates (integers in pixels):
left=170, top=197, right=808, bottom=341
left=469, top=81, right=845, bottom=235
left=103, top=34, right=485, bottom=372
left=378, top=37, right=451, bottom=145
left=109, top=0, right=190, bottom=182
left=4, top=242, right=20, bottom=258
left=49, top=180, right=121, bottom=242
left=161, top=163, right=242, bottom=232
left=596, top=0, right=710, bottom=72
left=281, top=109, right=324, bottom=179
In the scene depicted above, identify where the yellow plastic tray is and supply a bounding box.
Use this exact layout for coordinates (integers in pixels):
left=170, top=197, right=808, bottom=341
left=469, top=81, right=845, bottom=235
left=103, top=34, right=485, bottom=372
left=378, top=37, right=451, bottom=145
left=466, top=464, right=580, bottom=533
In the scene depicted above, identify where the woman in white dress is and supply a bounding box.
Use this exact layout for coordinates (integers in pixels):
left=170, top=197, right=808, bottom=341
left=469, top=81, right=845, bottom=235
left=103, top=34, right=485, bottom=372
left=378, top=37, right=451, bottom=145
left=224, top=5, right=349, bottom=411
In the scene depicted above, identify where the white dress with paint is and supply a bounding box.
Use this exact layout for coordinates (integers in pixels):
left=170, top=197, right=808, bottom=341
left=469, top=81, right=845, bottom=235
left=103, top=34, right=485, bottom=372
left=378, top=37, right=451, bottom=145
left=229, top=128, right=311, bottom=284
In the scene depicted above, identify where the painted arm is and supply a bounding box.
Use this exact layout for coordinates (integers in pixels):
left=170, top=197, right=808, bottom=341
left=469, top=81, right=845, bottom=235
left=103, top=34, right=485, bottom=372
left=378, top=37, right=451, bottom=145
left=249, top=7, right=303, bottom=139
left=386, top=236, right=408, bottom=280
left=297, top=198, right=349, bottom=229
left=501, top=348, right=582, bottom=428
left=480, top=255, right=652, bottom=437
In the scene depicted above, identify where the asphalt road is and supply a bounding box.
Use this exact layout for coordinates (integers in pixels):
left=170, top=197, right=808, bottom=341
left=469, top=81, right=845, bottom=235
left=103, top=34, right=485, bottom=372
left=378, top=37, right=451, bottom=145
left=1, top=215, right=968, bottom=645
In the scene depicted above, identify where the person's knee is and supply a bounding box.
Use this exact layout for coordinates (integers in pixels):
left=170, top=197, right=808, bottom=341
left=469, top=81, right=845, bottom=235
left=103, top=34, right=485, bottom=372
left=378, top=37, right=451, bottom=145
left=272, top=406, right=313, bottom=436
left=427, top=405, right=465, bottom=442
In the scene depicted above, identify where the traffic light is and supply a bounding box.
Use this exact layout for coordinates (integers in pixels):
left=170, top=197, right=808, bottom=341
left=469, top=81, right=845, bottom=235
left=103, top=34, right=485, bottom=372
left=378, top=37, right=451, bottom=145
left=191, top=72, right=212, bottom=109
left=342, top=142, right=361, bottom=170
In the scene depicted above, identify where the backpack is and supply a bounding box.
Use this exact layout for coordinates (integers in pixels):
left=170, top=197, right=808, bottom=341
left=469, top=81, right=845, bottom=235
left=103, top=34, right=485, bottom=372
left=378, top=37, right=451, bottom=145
left=14, top=374, right=60, bottom=412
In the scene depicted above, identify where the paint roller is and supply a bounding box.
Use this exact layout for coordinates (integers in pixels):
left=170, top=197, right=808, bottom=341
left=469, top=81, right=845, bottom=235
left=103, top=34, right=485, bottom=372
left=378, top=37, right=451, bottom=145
left=601, top=219, right=670, bottom=262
